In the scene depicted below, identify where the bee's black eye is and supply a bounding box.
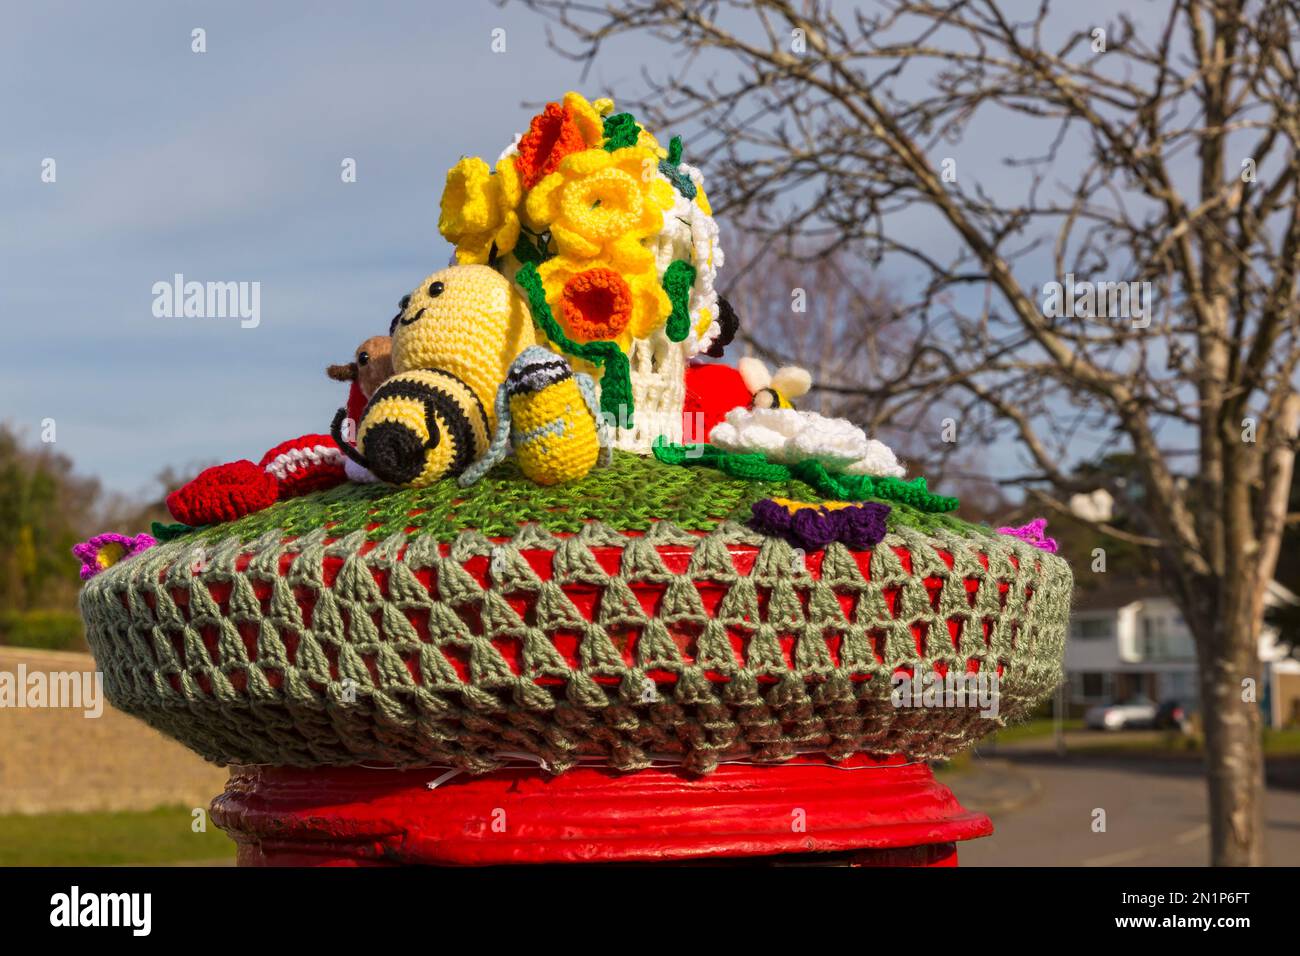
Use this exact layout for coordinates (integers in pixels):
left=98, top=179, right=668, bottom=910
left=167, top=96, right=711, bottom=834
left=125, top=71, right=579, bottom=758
left=357, top=351, right=369, bottom=366
left=399, top=294, right=411, bottom=310
left=428, top=281, right=444, bottom=298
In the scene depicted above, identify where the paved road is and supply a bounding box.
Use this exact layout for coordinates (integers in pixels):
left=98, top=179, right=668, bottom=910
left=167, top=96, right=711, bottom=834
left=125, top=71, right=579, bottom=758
left=947, top=751, right=1300, bottom=866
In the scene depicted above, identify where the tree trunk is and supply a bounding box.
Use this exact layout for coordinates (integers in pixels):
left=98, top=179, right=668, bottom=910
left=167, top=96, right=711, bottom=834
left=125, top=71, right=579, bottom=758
left=1193, top=583, right=1267, bottom=866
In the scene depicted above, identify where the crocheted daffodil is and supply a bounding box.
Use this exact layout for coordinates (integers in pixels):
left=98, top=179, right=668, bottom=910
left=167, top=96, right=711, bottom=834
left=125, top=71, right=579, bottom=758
left=536, top=254, right=670, bottom=351
left=515, top=98, right=598, bottom=191
left=439, top=156, right=522, bottom=265
left=524, top=146, right=677, bottom=266
left=436, top=93, right=731, bottom=453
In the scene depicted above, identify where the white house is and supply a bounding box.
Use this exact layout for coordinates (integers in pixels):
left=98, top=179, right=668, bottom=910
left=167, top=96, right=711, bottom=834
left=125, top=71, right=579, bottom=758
left=1065, top=580, right=1300, bottom=728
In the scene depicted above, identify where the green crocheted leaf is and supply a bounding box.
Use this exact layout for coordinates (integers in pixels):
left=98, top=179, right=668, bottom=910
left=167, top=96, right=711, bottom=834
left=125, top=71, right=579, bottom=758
left=152, top=521, right=200, bottom=542
left=652, top=440, right=961, bottom=513
left=659, top=136, right=697, bottom=200
left=602, top=113, right=641, bottom=150
left=662, top=259, right=696, bottom=342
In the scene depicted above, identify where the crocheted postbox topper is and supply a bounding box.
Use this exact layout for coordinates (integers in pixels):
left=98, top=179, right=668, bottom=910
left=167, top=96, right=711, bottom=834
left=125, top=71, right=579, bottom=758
left=73, top=91, right=1073, bottom=784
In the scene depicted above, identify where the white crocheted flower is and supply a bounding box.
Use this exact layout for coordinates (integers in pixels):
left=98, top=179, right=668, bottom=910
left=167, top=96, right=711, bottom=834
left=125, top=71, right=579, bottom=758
left=708, top=407, right=906, bottom=478
left=653, top=166, right=724, bottom=358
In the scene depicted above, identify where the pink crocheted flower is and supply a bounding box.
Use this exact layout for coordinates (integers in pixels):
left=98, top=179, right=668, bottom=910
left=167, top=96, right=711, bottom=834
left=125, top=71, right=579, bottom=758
left=72, top=533, right=157, bottom=581
left=996, top=518, right=1058, bottom=553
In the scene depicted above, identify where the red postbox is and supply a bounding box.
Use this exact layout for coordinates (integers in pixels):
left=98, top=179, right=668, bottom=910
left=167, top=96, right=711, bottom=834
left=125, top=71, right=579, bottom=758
left=83, top=525, right=1066, bottom=867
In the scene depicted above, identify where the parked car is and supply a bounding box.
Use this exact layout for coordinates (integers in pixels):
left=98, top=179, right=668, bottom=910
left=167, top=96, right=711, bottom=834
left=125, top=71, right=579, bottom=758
left=1153, top=699, right=1194, bottom=734
left=1084, top=696, right=1158, bottom=730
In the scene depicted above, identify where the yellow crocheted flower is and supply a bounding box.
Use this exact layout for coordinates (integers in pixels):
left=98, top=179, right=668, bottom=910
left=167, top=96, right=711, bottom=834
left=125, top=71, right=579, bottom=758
left=537, top=253, right=670, bottom=351
left=525, top=147, right=676, bottom=267
left=637, top=128, right=666, bottom=158
left=439, top=156, right=522, bottom=265
left=695, top=184, right=713, bottom=217
left=563, top=91, right=606, bottom=147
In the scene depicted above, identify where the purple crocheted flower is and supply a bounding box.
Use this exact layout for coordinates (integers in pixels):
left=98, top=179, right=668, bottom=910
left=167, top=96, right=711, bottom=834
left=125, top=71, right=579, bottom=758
left=749, top=498, right=794, bottom=537
left=789, top=508, right=839, bottom=549
left=996, top=517, right=1058, bottom=553
left=839, top=504, right=890, bottom=550
left=750, top=499, right=891, bottom=552
left=72, top=533, right=157, bottom=581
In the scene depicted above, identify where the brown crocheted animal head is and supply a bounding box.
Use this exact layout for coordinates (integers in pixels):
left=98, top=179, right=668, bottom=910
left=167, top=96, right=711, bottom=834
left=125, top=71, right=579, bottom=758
left=327, top=335, right=394, bottom=399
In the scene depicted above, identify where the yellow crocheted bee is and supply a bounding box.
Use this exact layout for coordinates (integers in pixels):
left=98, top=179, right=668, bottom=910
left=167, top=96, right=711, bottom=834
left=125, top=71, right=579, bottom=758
left=459, top=347, right=611, bottom=487
left=332, top=368, right=489, bottom=487
left=390, top=264, right=538, bottom=427
left=330, top=264, right=538, bottom=488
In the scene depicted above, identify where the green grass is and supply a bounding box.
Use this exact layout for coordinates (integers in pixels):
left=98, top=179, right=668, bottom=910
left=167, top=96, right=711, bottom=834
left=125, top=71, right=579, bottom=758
left=1264, top=727, right=1300, bottom=755
left=986, top=717, right=1083, bottom=744
left=1003, top=724, right=1300, bottom=757
left=0, top=609, right=86, bottom=652
left=1073, top=727, right=1300, bottom=756
left=174, top=450, right=993, bottom=545
left=0, top=805, right=236, bottom=866
left=930, top=750, right=974, bottom=775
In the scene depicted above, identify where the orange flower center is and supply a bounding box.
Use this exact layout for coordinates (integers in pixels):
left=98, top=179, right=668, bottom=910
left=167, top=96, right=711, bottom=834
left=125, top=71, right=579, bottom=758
left=560, top=268, right=633, bottom=342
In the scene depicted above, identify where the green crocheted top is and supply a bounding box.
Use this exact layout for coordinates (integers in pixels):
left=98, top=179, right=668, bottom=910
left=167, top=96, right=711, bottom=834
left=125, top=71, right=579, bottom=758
left=178, top=451, right=994, bottom=544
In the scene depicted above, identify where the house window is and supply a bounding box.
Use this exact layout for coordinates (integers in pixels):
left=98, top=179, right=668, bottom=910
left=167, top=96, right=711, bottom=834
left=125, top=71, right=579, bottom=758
left=1071, top=617, right=1112, bottom=639
left=1080, top=672, right=1106, bottom=697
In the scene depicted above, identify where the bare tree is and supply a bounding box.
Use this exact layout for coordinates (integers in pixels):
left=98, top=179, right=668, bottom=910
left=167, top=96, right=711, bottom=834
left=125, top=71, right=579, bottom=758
left=725, top=236, right=1012, bottom=510
left=518, top=0, right=1300, bottom=864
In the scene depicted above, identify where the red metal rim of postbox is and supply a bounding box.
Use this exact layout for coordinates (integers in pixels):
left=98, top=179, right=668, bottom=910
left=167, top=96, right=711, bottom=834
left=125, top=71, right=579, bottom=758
left=211, top=752, right=993, bottom=867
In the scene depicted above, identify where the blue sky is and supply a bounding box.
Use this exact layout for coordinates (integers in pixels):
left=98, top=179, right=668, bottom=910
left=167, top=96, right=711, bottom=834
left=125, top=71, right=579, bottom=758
left=2, top=0, right=1193, bottom=498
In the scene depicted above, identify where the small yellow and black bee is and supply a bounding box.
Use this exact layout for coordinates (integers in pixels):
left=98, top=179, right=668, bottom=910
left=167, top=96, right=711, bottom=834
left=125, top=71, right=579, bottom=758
left=737, top=356, right=813, bottom=410
left=331, top=367, right=489, bottom=487
left=458, top=347, right=611, bottom=487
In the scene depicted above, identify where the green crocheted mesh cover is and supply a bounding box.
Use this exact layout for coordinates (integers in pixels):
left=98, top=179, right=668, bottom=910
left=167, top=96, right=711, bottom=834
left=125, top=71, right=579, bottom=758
left=80, top=454, right=1071, bottom=775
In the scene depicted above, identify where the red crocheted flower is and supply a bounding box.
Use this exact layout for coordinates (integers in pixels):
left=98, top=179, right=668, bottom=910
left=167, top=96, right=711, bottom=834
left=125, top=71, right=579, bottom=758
left=167, top=460, right=278, bottom=527
left=560, top=267, right=633, bottom=342
left=259, top=434, right=346, bottom=500
left=515, top=102, right=587, bottom=190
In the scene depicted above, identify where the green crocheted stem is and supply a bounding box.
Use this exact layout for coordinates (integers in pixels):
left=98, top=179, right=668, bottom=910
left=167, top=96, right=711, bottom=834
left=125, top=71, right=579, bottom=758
left=652, top=439, right=960, bottom=513
left=662, top=260, right=696, bottom=342
left=512, top=230, right=548, bottom=266
left=667, top=135, right=684, bottom=165
left=602, top=112, right=641, bottom=150
left=515, top=262, right=633, bottom=426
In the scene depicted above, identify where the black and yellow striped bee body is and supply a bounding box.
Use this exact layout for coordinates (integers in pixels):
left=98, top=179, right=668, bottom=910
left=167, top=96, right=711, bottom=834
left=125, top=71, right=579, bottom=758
left=332, top=368, right=489, bottom=488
